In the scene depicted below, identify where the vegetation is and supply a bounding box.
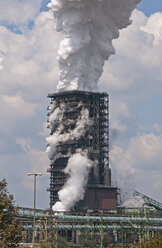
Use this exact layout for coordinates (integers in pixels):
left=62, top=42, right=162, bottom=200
left=79, top=229, right=98, bottom=247
left=103, top=237, right=115, bottom=247
left=26, top=237, right=71, bottom=248
left=56, top=237, right=70, bottom=248
left=131, top=234, right=162, bottom=248
left=0, top=178, right=22, bottom=248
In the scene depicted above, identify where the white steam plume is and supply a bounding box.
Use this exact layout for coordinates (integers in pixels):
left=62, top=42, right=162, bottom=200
left=124, top=196, right=145, bottom=208
left=52, top=149, right=93, bottom=212
left=48, top=0, right=141, bottom=91
left=46, top=103, right=91, bottom=162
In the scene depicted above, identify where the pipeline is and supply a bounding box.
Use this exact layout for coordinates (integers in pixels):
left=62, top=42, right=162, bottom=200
left=23, top=224, right=162, bottom=231
left=57, top=215, right=162, bottom=223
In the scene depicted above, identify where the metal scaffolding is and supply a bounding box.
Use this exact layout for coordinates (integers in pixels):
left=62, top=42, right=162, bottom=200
left=47, top=90, right=111, bottom=208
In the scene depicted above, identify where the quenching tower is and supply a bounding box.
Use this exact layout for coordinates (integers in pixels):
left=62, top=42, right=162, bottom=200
left=47, top=90, right=118, bottom=210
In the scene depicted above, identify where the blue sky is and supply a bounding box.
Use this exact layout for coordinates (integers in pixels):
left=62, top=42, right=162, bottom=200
left=0, top=0, right=162, bottom=209
left=138, top=0, right=162, bottom=16
left=39, top=0, right=162, bottom=16
left=40, top=0, right=162, bottom=16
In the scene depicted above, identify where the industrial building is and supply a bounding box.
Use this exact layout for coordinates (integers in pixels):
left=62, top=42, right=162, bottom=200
left=17, top=91, right=162, bottom=247
left=47, top=90, right=119, bottom=211
left=17, top=196, right=162, bottom=246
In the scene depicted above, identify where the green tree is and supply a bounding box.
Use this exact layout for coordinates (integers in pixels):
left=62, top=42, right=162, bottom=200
left=0, top=179, right=22, bottom=248
left=131, top=234, right=162, bottom=248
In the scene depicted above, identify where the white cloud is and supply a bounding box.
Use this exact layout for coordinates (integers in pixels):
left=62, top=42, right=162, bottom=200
left=16, top=138, right=48, bottom=173
left=110, top=133, right=162, bottom=203
left=0, top=11, right=60, bottom=101
left=0, top=0, right=43, bottom=26
left=111, top=119, right=127, bottom=133
left=110, top=145, right=136, bottom=204
left=141, top=12, right=162, bottom=44
left=110, top=99, right=130, bottom=133
left=16, top=138, right=48, bottom=190
left=0, top=94, right=38, bottom=131
left=38, top=122, right=50, bottom=137
left=154, top=123, right=162, bottom=133
left=127, top=133, right=162, bottom=170
left=101, top=9, right=162, bottom=97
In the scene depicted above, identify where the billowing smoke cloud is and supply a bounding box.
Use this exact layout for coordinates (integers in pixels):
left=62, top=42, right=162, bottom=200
left=48, top=0, right=141, bottom=91
left=53, top=150, right=93, bottom=211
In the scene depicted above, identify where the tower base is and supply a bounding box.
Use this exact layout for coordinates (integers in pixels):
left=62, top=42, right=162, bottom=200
left=76, top=185, right=119, bottom=211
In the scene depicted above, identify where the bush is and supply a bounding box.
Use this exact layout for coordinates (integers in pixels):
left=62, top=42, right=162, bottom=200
left=131, top=234, right=162, bottom=248
left=0, top=179, right=22, bottom=248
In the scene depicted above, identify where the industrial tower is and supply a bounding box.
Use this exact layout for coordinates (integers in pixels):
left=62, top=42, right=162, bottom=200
left=47, top=90, right=118, bottom=210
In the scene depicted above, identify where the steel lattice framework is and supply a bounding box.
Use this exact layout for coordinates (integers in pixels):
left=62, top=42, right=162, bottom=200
left=47, top=91, right=111, bottom=208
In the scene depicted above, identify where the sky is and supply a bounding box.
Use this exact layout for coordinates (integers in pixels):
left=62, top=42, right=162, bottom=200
left=0, top=0, right=162, bottom=209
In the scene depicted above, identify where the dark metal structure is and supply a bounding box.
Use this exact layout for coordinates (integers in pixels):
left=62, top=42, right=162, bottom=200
left=47, top=90, right=116, bottom=210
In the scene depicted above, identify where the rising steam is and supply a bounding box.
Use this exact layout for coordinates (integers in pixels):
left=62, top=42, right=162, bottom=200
left=46, top=101, right=91, bottom=162
left=48, top=0, right=140, bottom=91
left=52, top=150, right=93, bottom=211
